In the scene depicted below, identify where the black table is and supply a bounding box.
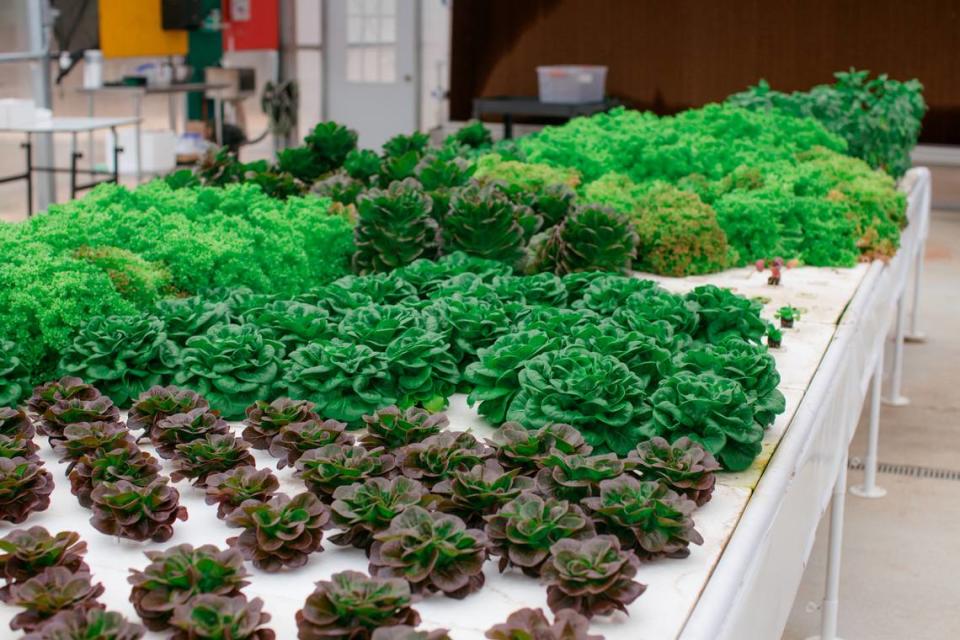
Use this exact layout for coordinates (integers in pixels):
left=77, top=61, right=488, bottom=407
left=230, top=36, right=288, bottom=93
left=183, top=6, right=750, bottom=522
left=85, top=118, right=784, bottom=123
left=472, top=96, right=622, bottom=138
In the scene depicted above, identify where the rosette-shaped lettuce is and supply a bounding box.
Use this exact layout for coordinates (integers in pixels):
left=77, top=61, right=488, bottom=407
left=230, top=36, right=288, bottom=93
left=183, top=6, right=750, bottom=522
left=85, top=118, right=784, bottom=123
left=353, top=179, right=440, bottom=274
left=299, top=284, right=374, bottom=322
left=269, top=419, right=352, bottom=470
left=0, top=528, right=87, bottom=594
left=204, top=466, right=280, bottom=519
left=464, top=330, right=561, bottom=425
left=535, top=453, right=628, bottom=503
left=443, top=182, right=530, bottom=266
left=485, top=608, right=600, bottom=640
left=583, top=476, right=703, bottom=560
left=397, top=431, right=493, bottom=488
left=128, top=544, right=250, bottom=631
left=485, top=492, right=595, bottom=577
left=568, top=275, right=654, bottom=317
left=170, top=594, right=274, bottom=640
left=684, top=285, right=767, bottom=344
left=541, top=536, right=645, bottom=618
left=20, top=608, right=144, bottom=640
left=360, top=406, right=448, bottom=449
left=171, top=433, right=255, bottom=487
left=424, top=294, right=511, bottom=368
left=675, top=337, right=786, bottom=428
left=493, top=422, right=592, bottom=474
left=154, top=295, right=230, bottom=345
left=384, top=329, right=459, bottom=411
left=296, top=443, right=396, bottom=502
left=569, top=322, right=673, bottom=392
left=372, top=626, right=451, bottom=640
left=175, top=324, right=284, bottom=420
left=630, top=436, right=720, bottom=507
left=370, top=506, right=487, bottom=598
left=89, top=478, right=187, bottom=542
left=329, top=476, right=428, bottom=551
left=40, top=397, right=120, bottom=445
left=332, top=273, right=420, bottom=306
left=527, top=204, right=637, bottom=275
left=0, top=457, right=53, bottom=523
left=226, top=492, right=329, bottom=572
left=0, top=407, right=34, bottom=439
left=284, top=340, right=395, bottom=427
left=507, top=347, right=652, bottom=455
left=513, top=306, right=599, bottom=339
left=338, top=304, right=423, bottom=351
left=433, top=460, right=534, bottom=527
left=27, top=377, right=101, bottom=418
left=613, top=286, right=700, bottom=338
left=58, top=314, right=177, bottom=406
left=646, top=371, right=760, bottom=471
left=491, top=273, right=568, bottom=307
left=7, top=567, right=104, bottom=632
left=152, top=408, right=229, bottom=459
left=242, top=299, right=331, bottom=351
left=127, top=385, right=209, bottom=436
left=296, top=570, right=419, bottom=640
left=395, top=252, right=511, bottom=298
left=69, top=445, right=161, bottom=508
left=0, top=340, right=30, bottom=406
left=53, top=421, right=135, bottom=470
left=243, top=397, right=319, bottom=450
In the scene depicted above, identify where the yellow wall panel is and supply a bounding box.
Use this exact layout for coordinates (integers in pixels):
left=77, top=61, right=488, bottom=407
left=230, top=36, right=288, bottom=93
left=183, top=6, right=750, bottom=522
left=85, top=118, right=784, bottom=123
left=99, top=0, right=189, bottom=58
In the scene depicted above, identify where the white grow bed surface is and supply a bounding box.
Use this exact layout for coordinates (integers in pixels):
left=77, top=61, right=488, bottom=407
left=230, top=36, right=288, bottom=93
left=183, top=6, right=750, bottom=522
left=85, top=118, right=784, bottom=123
left=0, top=263, right=871, bottom=640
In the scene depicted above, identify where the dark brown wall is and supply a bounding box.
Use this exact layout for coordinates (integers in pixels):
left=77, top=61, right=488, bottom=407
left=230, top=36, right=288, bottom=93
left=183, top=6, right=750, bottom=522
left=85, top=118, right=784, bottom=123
left=451, top=0, right=960, bottom=143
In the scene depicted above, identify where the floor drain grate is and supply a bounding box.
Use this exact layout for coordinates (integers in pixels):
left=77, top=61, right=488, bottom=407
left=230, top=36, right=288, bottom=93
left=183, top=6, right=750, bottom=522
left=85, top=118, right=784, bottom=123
left=848, top=458, right=960, bottom=481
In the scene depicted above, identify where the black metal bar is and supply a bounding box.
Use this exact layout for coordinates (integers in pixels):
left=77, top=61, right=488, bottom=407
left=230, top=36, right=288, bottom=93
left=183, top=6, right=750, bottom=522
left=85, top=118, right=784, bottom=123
left=112, top=127, right=122, bottom=185
left=70, top=151, right=81, bottom=200
left=503, top=113, right=513, bottom=139
left=24, top=139, right=32, bottom=217
left=27, top=167, right=118, bottom=176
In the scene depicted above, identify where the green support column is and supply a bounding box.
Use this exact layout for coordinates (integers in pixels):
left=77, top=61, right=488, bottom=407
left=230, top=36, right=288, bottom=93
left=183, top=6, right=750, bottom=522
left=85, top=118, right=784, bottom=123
left=186, top=0, right=224, bottom=123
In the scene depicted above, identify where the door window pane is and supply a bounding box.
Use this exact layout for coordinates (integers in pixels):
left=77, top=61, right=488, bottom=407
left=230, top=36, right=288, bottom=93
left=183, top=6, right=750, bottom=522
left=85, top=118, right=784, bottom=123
left=344, top=0, right=397, bottom=83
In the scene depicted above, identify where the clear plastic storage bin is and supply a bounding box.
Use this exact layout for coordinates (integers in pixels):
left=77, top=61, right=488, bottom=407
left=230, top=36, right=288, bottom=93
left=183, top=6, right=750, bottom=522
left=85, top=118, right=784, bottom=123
left=537, top=65, right=608, bottom=104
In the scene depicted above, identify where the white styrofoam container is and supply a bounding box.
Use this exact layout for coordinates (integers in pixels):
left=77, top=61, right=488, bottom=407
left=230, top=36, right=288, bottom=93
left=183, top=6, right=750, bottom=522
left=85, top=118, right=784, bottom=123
left=536, top=65, right=607, bottom=103
left=0, top=98, right=37, bottom=128
left=106, top=128, right=177, bottom=175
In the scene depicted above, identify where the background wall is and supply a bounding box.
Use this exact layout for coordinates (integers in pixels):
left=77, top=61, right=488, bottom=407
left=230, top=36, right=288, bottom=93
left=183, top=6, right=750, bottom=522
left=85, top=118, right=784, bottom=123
left=450, top=0, right=960, bottom=143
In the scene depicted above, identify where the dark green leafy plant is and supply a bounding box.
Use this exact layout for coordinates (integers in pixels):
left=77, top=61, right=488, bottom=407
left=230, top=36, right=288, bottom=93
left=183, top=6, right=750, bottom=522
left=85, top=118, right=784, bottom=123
left=397, top=431, right=493, bottom=489
left=89, top=478, right=187, bottom=542
left=57, top=314, right=177, bottom=406
left=151, top=408, right=229, bottom=460
left=331, top=273, right=419, bottom=306
left=485, top=608, right=600, bottom=640
left=485, top=492, right=595, bottom=577
left=53, top=421, right=135, bottom=470
left=27, top=377, right=101, bottom=418
left=424, top=294, right=511, bottom=368
left=242, top=397, right=319, bottom=450
left=0, top=340, right=30, bottom=406
left=417, top=154, right=475, bottom=193
left=360, top=406, right=448, bottom=449
left=0, top=407, right=34, bottom=439
left=492, top=272, right=567, bottom=306
left=507, top=347, right=652, bottom=455
left=369, top=506, right=487, bottom=598
left=583, top=475, right=703, bottom=560
left=0, top=457, right=54, bottom=524
left=535, top=453, right=628, bottom=503
left=449, top=120, right=492, bottom=150
left=171, top=433, right=255, bottom=487
left=127, top=385, right=209, bottom=436
left=296, top=443, right=396, bottom=502
left=20, top=608, right=145, bottom=640
left=175, top=324, right=284, bottom=420
left=384, top=132, right=430, bottom=160
left=684, top=285, right=767, bottom=345
left=380, top=152, right=422, bottom=183
left=153, top=297, right=230, bottom=346
left=629, top=436, right=720, bottom=507
left=128, top=543, right=250, bottom=631
left=305, top=121, right=358, bottom=175
left=527, top=204, right=637, bottom=275
left=345, top=149, right=383, bottom=183
left=394, top=252, right=511, bottom=297
left=69, top=445, right=161, bottom=508
left=269, top=418, right=352, bottom=470
left=296, top=570, right=419, bottom=639
left=569, top=322, right=673, bottom=392
left=241, top=299, right=331, bottom=351
left=170, top=594, right=274, bottom=640
left=40, top=397, right=120, bottom=445
left=0, top=528, right=87, bottom=595
left=314, top=173, right=366, bottom=206
left=277, top=146, right=326, bottom=183
left=204, top=466, right=280, bottom=519
left=226, top=491, right=329, bottom=572
left=646, top=371, right=761, bottom=471
left=493, top=422, right=592, bottom=474
left=353, top=179, right=440, bottom=274
left=328, top=476, right=429, bottom=552
left=7, top=567, right=104, bottom=632
left=443, top=183, right=530, bottom=266
left=541, top=536, right=645, bottom=618
left=432, top=460, right=534, bottom=527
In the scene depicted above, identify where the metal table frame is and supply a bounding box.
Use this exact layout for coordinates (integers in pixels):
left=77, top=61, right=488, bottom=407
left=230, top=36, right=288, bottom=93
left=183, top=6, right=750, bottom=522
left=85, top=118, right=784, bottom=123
left=0, top=116, right=139, bottom=217
left=472, top=95, right=622, bottom=138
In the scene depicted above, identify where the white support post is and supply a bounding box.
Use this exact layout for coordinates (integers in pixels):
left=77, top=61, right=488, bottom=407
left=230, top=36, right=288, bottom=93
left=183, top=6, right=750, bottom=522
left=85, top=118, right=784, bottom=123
left=906, top=240, right=927, bottom=342
left=851, top=351, right=887, bottom=498
left=883, top=293, right=910, bottom=406
left=805, top=453, right=849, bottom=640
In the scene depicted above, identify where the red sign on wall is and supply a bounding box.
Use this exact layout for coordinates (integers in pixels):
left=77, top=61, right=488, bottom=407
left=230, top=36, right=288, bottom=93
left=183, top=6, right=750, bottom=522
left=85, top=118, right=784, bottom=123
left=222, top=0, right=279, bottom=51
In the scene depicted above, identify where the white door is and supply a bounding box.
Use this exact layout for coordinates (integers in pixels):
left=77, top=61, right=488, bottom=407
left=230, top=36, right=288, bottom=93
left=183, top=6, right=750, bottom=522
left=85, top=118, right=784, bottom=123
left=326, top=0, right=418, bottom=150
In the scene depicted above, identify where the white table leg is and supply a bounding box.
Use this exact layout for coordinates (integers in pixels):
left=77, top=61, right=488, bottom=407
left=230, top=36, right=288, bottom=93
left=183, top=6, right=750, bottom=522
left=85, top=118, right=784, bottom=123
left=87, top=93, right=95, bottom=169
left=133, top=94, right=143, bottom=183
left=805, top=453, right=849, bottom=640
left=851, top=351, right=887, bottom=498
left=906, top=241, right=927, bottom=342
left=883, top=293, right=909, bottom=406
